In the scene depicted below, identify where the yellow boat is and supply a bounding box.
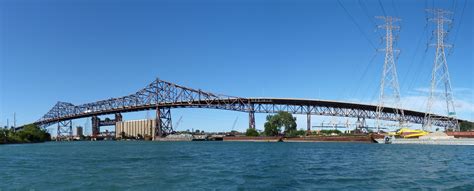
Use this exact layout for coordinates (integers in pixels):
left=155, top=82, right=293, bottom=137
left=387, top=128, right=429, bottom=138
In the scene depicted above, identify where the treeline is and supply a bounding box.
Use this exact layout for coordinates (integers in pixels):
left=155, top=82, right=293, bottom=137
left=0, top=124, right=51, bottom=144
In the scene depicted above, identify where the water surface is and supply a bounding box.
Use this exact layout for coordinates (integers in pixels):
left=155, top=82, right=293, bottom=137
left=1, top=141, right=473, bottom=190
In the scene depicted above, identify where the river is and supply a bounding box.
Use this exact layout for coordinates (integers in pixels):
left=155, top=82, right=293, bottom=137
left=1, top=141, right=473, bottom=190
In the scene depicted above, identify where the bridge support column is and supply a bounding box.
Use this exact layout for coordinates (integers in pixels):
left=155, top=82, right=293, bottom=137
left=56, top=120, right=72, bottom=141
left=248, top=103, right=255, bottom=129
left=249, top=111, right=255, bottom=129
left=92, top=116, right=100, bottom=138
left=92, top=114, right=122, bottom=139
left=115, top=113, right=123, bottom=122
left=155, top=107, right=173, bottom=139
left=307, top=113, right=311, bottom=134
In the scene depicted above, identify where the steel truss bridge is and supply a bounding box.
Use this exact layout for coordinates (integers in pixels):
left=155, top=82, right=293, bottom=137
left=32, top=78, right=462, bottom=138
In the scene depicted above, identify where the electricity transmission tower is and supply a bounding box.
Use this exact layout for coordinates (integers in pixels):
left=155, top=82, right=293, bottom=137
left=375, top=16, right=404, bottom=132
left=424, top=9, right=458, bottom=131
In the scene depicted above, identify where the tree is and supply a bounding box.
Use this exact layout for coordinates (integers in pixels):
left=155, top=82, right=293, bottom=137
left=245, top=128, right=259, bottom=137
left=0, top=124, right=51, bottom=144
left=460, top=121, right=474, bottom=132
left=264, top=111, right=297, bottom=136
left=320, top=129, right=342, bottom=135
left=17, top=124, right=51, bottom=143
left=0, top=128, right=7, bottom=144
left=286, top=129, right=307, bottom=137
left=264, top=121, right=280, bottom=136
left=120, top=131, right=127, bottom=139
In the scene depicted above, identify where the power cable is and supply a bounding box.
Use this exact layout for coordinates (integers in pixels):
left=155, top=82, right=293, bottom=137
left=337, top=0, right=382, bottom=102
left=392, top=0, right=400, bottom=18
left=449, top=0, right=467, bottom=56
left=400, top=22, right=429, bottom=92
left=337, top=0, right=378, bottom=50
left=358, top=0, right=377, bottom=26
left=353, top=52, right=379, bottom=99
left=378, top=0, right=388, bottom=16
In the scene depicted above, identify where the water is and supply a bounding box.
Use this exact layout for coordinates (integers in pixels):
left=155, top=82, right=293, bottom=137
left=1, top=141, right=473, bottom=190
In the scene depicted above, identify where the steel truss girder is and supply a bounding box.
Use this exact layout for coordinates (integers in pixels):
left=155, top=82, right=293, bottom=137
left=37, top=78, right=247, bottom=123
left=34, top=78, right=462, bottom=130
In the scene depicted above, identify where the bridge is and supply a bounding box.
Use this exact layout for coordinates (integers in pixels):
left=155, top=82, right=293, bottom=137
left=30, top=78, right=462, bottom=138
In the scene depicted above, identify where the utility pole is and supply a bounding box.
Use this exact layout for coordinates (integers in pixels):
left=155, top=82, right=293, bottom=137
left=424, top=9, right=458, bottom=131
left=375, top=16, right=404, bottom=133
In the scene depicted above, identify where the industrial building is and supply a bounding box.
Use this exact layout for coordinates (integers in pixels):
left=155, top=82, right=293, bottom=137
left=116, top=119, right=155, bottom=139
left=76, top=126, right=83, bottom=137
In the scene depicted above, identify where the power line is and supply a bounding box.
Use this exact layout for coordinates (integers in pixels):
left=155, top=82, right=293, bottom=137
left=452, top=0, right=458, bottom=13
left=377, top=0, right=388, bottom=16
left=400, top=22, right=429, bottom=91
left=391, top=0, right=400, bottom=18
left=449, top=0, right=467, bottom=56
left=336, top=0, right=382, bottom=102
left=337, top=0, right=378, bottom=50
left=404, top=1, right=432, bottom=94
left=353, top=52, right=378, bottom=99
left=358, top=0, right=377, bottom=26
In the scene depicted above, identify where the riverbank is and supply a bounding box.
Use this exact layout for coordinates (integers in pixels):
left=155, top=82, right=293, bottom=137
left=223, top=135, right=377, bottom=143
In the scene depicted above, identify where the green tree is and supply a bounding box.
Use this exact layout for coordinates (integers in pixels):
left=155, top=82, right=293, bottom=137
left=320, top=129, right=342, bottom=135
left=245, top=128, right=259, bottom=137
left=264, top=122, right=280, bottom=136
left=460, top=121, right=474, bottom=131
left=286, top=129, right=307, bottom=137
left=0, top=129, right=7, bottom=144
left=264, top=111, right=297, bottom=136
left=17, top=124, right=51, bottom=143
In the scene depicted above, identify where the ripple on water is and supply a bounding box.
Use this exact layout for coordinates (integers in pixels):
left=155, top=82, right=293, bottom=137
left=1, top=142, right=474, bottom=190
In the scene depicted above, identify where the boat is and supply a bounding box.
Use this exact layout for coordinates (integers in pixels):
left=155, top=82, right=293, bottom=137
left=375, top=128, right=474, bottom=145
left=387, top=128, right=429, bottom=138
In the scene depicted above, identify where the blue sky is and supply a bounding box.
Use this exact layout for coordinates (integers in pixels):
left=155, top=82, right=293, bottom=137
left=1, top=0, right=473, bottom=134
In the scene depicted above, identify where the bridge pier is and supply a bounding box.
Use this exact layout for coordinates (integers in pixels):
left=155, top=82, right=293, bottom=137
left=307, top=113, right=311, bottom=134
left=56, top=120, right=72, bottom=141
left=155, top=107, right=173, bottom=139
left=92, top=116, right=100, bottom=137
left=249, top=111, right=255, bottom=129
left=356, top=117, right=367, bottom=133
left=92, top=113, right=122, bottom=138
left=248, top=103, right=255, bottom=129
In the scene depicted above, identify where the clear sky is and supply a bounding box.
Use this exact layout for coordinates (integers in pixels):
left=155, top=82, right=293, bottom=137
left=1, top=0, right=473, bottom=134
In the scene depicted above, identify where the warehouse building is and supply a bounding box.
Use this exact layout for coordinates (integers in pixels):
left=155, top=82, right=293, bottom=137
left=116, top=119, right=155, bottom=139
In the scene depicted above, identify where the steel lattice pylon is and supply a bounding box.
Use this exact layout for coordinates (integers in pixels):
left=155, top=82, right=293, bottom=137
left=424, top=9, right=459, bottom=131
left=57, top=120, right=72, bottom=141
left=375, top=16, right=405, bottom=132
